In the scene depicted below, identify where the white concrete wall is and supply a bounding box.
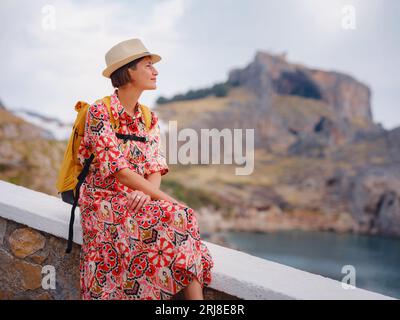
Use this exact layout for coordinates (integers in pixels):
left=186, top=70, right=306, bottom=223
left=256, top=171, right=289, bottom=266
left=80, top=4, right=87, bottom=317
left=0, top=180, right=396, bottom=300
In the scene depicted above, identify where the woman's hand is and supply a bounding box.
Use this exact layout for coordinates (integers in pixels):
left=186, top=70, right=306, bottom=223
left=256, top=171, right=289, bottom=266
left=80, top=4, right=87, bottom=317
left=126, top=190, right=152, bottom=213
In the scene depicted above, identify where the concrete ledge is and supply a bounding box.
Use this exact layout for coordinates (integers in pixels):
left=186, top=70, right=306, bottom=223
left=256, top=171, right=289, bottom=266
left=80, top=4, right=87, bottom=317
left=0, top=180, right=396, bottom=300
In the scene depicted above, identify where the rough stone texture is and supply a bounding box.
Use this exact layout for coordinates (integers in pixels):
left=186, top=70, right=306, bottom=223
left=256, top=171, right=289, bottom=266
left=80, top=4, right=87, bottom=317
left=9, top=227, right=46, bottom=258
left=0, top=218, right=6, bottom=245
left=0, top=216, right=236, bottom=300
left=386, top=127, right=400, bottom=163
left=0, top=247, right=42, bottom=291
left=14, top=258, right=43, bottom=290
left=225, top=51, right=383, bottom=154
left=349, top=165, right=400, bottom=237
left=29, top=250, right=49, bottom=265
left=228, top=51, right=375, bottom=128
left=158, top=50, right=386, bottom=159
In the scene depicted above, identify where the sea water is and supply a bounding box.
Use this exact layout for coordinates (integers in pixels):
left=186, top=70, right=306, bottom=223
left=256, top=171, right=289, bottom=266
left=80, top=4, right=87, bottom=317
left=207, top=230, right=400, bottom=299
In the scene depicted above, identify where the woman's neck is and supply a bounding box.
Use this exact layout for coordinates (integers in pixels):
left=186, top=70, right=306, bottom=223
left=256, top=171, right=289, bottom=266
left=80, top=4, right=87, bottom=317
left=116, top=85, right=143, bottom=114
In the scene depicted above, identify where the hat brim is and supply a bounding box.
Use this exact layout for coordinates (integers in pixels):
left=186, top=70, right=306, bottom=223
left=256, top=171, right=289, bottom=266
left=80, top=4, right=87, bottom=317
left=102, top=53, right=161, bottom=78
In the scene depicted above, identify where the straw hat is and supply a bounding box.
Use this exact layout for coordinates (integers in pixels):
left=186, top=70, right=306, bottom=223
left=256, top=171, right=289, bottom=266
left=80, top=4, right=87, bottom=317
left=102, top=38, right=161, bottom=78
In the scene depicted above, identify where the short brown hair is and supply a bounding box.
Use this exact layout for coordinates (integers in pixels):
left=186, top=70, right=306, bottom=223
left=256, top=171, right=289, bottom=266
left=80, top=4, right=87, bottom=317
left=110, top=56, right=147, bottom=88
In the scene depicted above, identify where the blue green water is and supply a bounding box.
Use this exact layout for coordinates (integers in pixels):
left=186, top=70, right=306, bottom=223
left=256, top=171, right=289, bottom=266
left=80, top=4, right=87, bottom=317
left=207, top=230, right=400, bottom=299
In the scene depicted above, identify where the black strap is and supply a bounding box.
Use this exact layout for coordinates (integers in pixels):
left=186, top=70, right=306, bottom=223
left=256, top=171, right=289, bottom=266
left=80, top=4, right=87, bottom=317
left=66, top=153, right=95, bottom=253
left=115, top=133, right=148, bottom=143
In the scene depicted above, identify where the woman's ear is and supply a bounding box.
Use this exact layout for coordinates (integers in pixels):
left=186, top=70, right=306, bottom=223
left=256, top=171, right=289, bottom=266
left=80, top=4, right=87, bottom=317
left=128, top=68, right=135, bottom=83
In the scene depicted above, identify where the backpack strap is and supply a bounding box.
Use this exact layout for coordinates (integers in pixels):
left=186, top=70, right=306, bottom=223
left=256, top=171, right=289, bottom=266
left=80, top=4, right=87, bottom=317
left=98, top=95, right=153, bottom=131
left=65, top=153, right=95, bottom=253
left=139, top=104, right=152, bottom=131
left=94, top=96, right=120, bottom=130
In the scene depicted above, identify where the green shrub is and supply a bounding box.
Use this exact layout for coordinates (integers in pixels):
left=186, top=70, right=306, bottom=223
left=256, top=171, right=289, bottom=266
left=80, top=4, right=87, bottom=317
left=161, top=179, right=223, bottom=210
left=156, top=81, right=231, bottom=104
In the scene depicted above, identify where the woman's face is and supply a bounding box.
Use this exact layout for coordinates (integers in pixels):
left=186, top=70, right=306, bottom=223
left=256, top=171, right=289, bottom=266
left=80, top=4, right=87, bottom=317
left=129, top=56, right=158, bottom=90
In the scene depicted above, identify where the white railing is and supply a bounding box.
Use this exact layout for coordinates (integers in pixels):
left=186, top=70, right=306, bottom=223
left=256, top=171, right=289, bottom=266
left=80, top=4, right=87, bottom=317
left=0, top=180, right=396, bottom=300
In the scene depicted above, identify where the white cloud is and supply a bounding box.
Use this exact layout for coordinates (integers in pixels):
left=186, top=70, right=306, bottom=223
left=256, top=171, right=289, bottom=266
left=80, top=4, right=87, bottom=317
left=141, top=0, right=186, bottom=40
left=0, top=0, right=188, bottom=122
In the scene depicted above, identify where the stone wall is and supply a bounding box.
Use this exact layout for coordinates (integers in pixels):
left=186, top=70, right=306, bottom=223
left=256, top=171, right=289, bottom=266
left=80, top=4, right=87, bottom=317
left=0, top=216, right=239, bottom=300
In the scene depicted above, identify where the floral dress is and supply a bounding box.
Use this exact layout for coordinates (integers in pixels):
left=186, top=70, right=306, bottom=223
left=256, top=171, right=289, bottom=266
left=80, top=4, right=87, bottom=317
left=77, top=90, right=214, bottom=300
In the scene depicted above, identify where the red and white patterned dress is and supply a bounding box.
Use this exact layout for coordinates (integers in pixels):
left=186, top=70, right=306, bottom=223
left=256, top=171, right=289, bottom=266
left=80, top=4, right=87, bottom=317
left=77, top=90, right=214, bottom=300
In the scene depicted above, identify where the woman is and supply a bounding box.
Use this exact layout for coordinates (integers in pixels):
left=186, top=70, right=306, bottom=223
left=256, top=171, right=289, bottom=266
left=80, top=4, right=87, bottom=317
left=77, top=38, right=214, bottom=300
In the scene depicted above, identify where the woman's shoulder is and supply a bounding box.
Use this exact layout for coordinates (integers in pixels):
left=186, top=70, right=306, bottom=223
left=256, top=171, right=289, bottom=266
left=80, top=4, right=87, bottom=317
left=138, top=103, right=159, bottom=132
left=146, top=108, right=161, bottom=131
left=88, top=100, right=110, bottom=121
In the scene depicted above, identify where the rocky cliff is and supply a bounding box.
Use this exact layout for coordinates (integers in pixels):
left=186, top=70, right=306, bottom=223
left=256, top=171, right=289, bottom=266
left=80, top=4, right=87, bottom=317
left=229, top=52, right=374, bottom=124
left=156, top=51, right=400, bottom=238
left=158, top=52, right=385, bottom=158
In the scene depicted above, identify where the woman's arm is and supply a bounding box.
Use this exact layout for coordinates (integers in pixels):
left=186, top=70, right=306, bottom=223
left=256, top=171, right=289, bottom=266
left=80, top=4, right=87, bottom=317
left=114, top=168, right=177, bottom=203
left=145, top=172, right=161, bottom=189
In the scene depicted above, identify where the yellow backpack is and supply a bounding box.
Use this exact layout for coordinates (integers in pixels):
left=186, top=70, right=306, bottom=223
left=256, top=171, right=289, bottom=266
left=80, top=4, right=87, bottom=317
left=56, top=96, right=153, bottom=253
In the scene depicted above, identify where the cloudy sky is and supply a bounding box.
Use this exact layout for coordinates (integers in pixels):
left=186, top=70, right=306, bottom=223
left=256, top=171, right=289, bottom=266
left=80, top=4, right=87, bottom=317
left=0, top=0, right=399, bottom=129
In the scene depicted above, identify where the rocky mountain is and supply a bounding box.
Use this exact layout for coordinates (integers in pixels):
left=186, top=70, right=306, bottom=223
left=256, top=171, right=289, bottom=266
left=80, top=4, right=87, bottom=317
left=156, top=51, right=400, bottom=237
left=160, top=52, right=385, bottom=156
left=229, top=52, right=375, bottom=123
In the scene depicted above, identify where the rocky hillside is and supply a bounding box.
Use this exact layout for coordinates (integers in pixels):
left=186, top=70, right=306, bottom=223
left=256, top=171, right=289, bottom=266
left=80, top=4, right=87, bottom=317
left=158, top=52, right=384, bottom=156
left=0, top=105, right=66, bottom=196
left=156, top=51, right=400, bottom=238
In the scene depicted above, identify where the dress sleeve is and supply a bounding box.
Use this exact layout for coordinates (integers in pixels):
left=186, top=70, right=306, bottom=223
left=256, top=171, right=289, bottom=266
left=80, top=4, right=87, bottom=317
left=85, top=102, right=130, bottom=179
left=144, top=111, right=169, bottom=177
